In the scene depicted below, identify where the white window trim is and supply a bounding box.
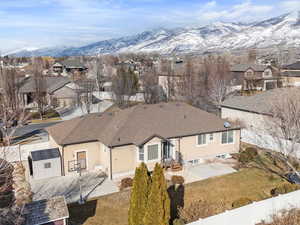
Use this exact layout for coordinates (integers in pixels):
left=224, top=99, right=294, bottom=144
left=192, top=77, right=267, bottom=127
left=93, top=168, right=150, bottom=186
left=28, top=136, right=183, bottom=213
left=137, top=146, right=145, bottom=163
left=196, top=134, right=208, bottom=147
left=221, top=130, right=235, bottom=145
left=137, top=142, right=161, bottom=163
left=74, top=149, right=88, bottom=170
left=146, top=143, right=161, bottom=163
left=169, top=138, right=177, bottom=160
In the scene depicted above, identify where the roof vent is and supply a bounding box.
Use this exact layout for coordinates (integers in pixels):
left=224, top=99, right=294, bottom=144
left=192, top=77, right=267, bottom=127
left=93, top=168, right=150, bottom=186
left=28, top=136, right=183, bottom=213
left=184, top=115, right=186, bottom=119
left=143, top=106, right=147, bottom=109
left=108, top=112, right=114, bottom=116
left=118, top=137, right=121, bottom=142
left=159, top=105, right=163, bottom=108
left=176, top=103, right=180, bottom=107
left=224, top=121, right=231, bottom=128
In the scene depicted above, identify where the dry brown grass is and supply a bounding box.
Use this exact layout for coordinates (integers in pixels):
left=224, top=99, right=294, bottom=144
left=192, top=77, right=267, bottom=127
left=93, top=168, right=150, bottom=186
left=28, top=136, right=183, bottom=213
left=257, top=208, right=300, bottom=225
left=68, top=165, right=286, bottom=225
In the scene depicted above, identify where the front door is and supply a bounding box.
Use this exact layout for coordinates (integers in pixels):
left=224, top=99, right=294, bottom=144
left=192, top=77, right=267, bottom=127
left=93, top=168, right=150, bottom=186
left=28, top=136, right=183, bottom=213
left=77, top=151, right=87, bottom=170
left=163, top=142, right=172, bottom=160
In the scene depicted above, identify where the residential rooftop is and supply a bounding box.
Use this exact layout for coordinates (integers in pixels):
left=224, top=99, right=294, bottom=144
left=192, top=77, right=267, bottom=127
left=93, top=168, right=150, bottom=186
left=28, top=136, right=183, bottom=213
left=22, top=196, right=69, bottom=225
left=47, top=102, right=239, bottom=147
left=221, top=88, right=293, bottom=115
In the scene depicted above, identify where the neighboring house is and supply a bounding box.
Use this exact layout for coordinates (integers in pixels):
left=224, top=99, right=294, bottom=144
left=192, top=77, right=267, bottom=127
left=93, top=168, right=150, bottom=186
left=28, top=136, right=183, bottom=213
left=52, top=59, right=88, bottom=75
left=281, top=61, right=300, bottom=86
left=220, top=89, right=283, bottom=131
left=23, top=196, right=69, bottom=225
left=230, top=64, right=281, bottom=92
left=18, top=76, right=79, bottom=109
left=46, top=102, right=240, bottom=179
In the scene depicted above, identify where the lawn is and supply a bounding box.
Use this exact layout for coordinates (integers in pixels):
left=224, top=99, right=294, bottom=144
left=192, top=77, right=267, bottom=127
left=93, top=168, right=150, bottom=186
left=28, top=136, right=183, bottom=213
left=68, top=152, right=287, bottom=225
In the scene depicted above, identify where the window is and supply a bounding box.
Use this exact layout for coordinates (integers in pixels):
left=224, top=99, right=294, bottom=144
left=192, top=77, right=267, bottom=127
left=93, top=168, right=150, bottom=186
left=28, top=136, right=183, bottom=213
left=147, top=144, right=159, bottom=161
left=139, top=147, right=144, bottom=161
left=209, top=133, right=214, bottom=142
left=44, top=162, right=51, bottom=169
left=197, top=134, right=207, bottom=145
left=221, top=130, right=234, bottom=144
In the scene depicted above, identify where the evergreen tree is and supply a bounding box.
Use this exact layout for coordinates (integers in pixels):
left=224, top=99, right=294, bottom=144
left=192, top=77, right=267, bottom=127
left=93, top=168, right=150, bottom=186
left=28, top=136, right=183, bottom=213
left=143, top=163, right=170, bottom=225
left=128, top=163, right=150, bottom=225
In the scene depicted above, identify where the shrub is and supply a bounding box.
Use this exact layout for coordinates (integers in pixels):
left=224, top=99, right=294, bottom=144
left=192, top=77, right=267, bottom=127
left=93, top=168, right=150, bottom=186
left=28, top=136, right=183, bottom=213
left=173, top=218, right=185, bottom=225
left=245, top=147, right=258, bottom=157
left=239, top=147, right=258, bottom=164
left=179, top=200, right=225, bottom=223
left=231, top=197, right=252, bottom=208
left=171, top=175, right=185, bottom=185
left=270, top=183, right=299, bottom=196
left=120, top=177, right=133, bottom=190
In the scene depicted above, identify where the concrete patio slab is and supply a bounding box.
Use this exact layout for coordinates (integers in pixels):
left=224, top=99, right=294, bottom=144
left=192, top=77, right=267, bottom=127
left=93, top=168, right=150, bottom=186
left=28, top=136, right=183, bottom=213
left=166, top=163, right=236, bottom=184
left=30, top=171, right=118, bottom=204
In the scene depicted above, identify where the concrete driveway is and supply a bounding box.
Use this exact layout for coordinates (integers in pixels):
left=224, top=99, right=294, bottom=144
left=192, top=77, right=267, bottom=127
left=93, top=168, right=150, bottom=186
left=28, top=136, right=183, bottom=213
left=166, top=163, right=236, bottom=184
left=30, top=171, right=118, bottom=204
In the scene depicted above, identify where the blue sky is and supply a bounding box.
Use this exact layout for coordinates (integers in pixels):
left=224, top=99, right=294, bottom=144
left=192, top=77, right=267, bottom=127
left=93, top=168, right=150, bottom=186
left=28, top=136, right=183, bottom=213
left=0, top=0, right=299, bottom=52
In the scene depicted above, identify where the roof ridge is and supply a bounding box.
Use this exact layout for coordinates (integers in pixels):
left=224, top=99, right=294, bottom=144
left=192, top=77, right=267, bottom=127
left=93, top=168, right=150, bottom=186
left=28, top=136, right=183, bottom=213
left=106, top=105, right=139, bottom=146
left=60, top=116, right=90, bottom=144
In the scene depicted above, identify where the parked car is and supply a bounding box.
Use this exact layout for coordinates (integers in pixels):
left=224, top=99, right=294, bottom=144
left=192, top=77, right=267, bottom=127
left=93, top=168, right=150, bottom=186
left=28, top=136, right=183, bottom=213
left=286, top=172, right=300, bottom=184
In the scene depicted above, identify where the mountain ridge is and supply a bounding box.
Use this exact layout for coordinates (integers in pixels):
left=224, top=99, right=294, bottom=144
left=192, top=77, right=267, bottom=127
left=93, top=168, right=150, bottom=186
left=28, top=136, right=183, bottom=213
left=9, top=11, right=300, bottom=57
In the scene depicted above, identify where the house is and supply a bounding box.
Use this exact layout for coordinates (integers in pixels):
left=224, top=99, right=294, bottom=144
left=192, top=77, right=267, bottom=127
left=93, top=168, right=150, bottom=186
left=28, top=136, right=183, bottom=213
left=18, top=76, right=79, bottom=109
left=52, top=59, right=88, bottom=75
left=46, top=102, right=240, bottom=179
left=221, top=89, right=283, bottom=131
left=230, top=64, right=281, bottom=92
left=22, top=196, right=69, bottom=225
left=280, top=61, right=300, bottom=86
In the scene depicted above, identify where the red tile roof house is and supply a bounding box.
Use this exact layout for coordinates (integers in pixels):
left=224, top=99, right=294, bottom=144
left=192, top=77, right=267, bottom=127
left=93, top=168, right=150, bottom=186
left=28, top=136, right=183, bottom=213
left=46, top=102, right=241, bottom=179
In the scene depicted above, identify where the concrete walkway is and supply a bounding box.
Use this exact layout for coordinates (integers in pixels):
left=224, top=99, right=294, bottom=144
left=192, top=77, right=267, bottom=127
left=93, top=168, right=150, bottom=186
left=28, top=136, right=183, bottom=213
left=30, top=171, right=119, bottom=204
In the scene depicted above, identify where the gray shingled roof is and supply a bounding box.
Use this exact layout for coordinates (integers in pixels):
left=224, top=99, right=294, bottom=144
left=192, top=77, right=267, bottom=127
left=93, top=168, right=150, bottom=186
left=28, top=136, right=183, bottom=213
left=230, top=64, right=268, bottom=72
left=61, top=59, right=87, bottom=69
left=221, top=89, right=290, bottom=115
left=31, top=148, right=60, bottom=161
left=19, top=76, right=70, bottom=94
left=281, top=71, right=300, bottom=77
left=282, top=61, right=300, bottom=70
left=47, top=102, right=239, bottom=147
left=23, top=196, right=69, bottom=225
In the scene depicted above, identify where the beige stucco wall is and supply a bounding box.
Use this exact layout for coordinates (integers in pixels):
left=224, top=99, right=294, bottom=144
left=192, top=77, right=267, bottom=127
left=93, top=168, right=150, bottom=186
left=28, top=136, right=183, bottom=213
left=49, top=131, right=240, bottom=178
left=178, top=131, right=240, bottom=162
left=221, top=107, right=270, bottom=131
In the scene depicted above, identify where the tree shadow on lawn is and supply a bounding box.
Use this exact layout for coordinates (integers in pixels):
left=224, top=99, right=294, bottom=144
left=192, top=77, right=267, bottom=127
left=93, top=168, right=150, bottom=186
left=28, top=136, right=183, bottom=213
left=68, top=199, right=98, bottom=225
left=250, top=152, right=288, bottom=181
left=168, top=184, right=185, bottom=223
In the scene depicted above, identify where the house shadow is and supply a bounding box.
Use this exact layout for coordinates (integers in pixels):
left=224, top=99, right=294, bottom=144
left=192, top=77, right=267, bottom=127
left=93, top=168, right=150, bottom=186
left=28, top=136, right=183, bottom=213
left=68, top=199, right=98, bottom=225
left=167, top=184, right=185, bottom=223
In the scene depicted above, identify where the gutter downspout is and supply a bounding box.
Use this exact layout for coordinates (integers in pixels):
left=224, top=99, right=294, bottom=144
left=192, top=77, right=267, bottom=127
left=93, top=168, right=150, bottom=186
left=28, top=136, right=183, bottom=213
left=62, top=145, right=65, bottom=176
left=109, top=147, right=113, bottom=180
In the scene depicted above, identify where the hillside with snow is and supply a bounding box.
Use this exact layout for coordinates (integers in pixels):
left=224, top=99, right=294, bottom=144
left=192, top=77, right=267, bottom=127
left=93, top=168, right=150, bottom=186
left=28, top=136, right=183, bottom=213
left=10, top=11, right=300, bottom=57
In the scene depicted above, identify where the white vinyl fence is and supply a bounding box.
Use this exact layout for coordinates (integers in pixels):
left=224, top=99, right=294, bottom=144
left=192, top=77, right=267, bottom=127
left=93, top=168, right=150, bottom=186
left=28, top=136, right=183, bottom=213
left=0, top=141, right=50, bottom=162
left=241, top=129, right=300, bottom=157
left=93, top=91, right=145, bottom=102
left=189, top=190, right=300, bottom=225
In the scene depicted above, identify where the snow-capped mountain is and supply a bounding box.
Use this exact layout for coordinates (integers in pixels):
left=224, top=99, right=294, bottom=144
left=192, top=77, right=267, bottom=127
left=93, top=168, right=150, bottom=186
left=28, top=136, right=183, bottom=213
left=11, top=11, right=300, bottom=57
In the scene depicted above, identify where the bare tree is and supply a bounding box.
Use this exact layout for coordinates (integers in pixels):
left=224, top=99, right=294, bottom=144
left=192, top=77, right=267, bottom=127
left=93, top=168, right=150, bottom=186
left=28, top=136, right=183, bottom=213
left=111, top=65, right=139, bottom=108
left=207, top=58, right=234, bottom=110
left=0, top=159, right=25, bottom=225
left=264, top=88, right=300, bottom=176
left=141, top=67, right=162, bottom=104
left=77, top=79, right=95, bottom=114
left=32, top=58, right=47, bottom=119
